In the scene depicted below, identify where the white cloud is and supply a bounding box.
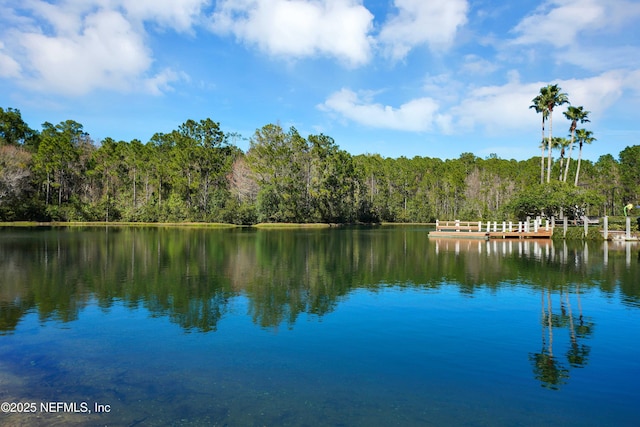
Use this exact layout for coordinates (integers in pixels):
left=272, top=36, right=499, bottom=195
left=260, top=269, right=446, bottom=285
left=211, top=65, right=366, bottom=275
left=144, top=69, right=188, bottom=95
left=559, top=45, right=640, bottom=72
left=379, top=0, right=469, bottom=60
left=0, top=42, right=21, bottom=78
left=22, top=0, right=209, bottom=33
left=0, top=0, right=206, bottom=96
left=560, top=70, right=632, bottom=115
left=19, top=9, right=154, bottom=95
left=460, top=54, right=499, bottom=75
left=449, top=75, right=542, bottom=134
left=511, top=0, right=640, bottom=47
left=120, top=0, right=208, bottom=33
left=321, top=69, right=640, bottom=138
left=319, top=88, right=444, bottom=132
left=210, top=0, right=375, bottom=66
left=449, top=70, right=639, bottom=135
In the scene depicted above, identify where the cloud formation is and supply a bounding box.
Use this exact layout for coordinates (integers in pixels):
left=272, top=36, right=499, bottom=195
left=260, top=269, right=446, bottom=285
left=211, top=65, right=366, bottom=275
left=319, top=88, right=445, bottom=132
left=19, top=9, right=152, bottom=95
left=1, top=0, right=206, bottom=96
left=512, top=0, right=640, bottom=48
left=119, top=0, right=206, bottom=32
left=0, top=41, right=21, bottom=78
left=379, top=0, right=469, bottom=60
left=321, top=67, right=640, bottom=138
left=210, top=0, right=375, bottom=67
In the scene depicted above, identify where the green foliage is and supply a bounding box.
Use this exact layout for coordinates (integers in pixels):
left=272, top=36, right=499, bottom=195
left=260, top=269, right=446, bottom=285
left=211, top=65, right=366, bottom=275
left=0, top=107, right=39, bottom=149
left=1, top=106, right=639, bottom=227
left=552, top=226, right=604, bottom=241
left=247, top=126, right=361, bottom=223
left=508, top=181, right=603, bottom=220
left=619, top=145, right=640, bottom=203
left=221, top=197, right=257, bottom=225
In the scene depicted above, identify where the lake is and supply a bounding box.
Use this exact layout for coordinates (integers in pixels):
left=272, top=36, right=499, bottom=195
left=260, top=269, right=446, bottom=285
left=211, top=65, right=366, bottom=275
left=1, top=226, right=639, bottom=426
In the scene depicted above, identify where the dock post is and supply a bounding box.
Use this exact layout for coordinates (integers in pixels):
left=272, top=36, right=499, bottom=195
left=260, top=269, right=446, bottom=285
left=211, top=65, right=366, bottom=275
left=584, top=216, right=588, bottom=237
left=563, top=216, right=568, bottom=238
left=478, top=221, right=482, bottom=232
left=509, top=221, right=513, bottom=232
left=502, top=221, right=506, bottom=232
left=534, top=220, right=539, bottom=232
left=626, top=217, right=631, bottom=240
left=603, top=216, right=608, bottom=240
left=493, top=221, right=497, bottom=232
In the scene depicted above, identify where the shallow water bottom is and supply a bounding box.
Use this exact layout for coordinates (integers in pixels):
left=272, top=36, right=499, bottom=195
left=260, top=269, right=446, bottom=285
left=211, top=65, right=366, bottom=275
left=2, top=284, right=639, bottom=426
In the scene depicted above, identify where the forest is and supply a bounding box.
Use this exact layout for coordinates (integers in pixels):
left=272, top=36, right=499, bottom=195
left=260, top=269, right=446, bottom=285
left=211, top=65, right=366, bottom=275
left=1, top=87, right=639, bottom=224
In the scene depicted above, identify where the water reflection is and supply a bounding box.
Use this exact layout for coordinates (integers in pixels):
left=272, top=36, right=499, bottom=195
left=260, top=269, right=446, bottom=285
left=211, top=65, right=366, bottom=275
left=528, top=286, right=595, bottom=390
left=1, top=228, right=639, bottom=336
left=433, top=237, right=555, bottom=260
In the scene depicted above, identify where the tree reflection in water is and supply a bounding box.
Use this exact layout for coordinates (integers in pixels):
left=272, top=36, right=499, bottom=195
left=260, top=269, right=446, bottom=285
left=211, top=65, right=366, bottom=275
left=0, top=227, right=636, bottom=391
left=529, top=289, right=570, bottom=390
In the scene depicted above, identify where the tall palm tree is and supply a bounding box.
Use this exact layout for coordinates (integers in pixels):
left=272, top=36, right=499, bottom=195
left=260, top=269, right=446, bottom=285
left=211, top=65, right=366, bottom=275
left=562, top=106, right=590, bottom=182
left=574, top=129, right=596, bottom=187
left=530, top=94, right=549, bottom=184
left=539, top=84, right=569, bottom=183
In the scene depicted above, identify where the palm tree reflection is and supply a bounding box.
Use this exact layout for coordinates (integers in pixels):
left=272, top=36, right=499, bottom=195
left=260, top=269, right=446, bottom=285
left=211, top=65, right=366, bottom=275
left=529, top=289, right=569, bottom=390
left=565, top=287, right=592, bottom=368
left=530, top=286, right=594, bottom=390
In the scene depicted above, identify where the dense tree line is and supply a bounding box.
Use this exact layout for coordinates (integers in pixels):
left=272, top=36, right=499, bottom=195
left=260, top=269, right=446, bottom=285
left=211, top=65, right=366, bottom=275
left=1, top=105, right=639, bottom=223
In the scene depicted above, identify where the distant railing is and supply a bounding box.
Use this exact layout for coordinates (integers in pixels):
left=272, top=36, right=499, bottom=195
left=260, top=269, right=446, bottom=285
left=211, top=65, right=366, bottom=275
left=435, top=218, right=551, bottom=233
left=554, top=216, right=639, bottom=240
left=553, top=216, right=599, bottom=226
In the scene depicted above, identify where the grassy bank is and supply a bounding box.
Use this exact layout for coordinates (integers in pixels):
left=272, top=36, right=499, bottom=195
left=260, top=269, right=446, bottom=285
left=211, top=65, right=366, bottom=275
left=0, top=221, right=335, bottom=229
left=0, top=221, right=237, bottom=228
left=252, top=223, right=333, bottom=229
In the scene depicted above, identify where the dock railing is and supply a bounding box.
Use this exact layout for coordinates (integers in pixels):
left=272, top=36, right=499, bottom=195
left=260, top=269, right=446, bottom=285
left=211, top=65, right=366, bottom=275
left=435, top=216, right=638, bottom=241
left=435, top=218, right=551, bottom=233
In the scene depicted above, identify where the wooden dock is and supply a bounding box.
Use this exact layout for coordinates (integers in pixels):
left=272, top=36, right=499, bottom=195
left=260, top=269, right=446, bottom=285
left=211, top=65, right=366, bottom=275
left=429, top=220, right=553, bottom=240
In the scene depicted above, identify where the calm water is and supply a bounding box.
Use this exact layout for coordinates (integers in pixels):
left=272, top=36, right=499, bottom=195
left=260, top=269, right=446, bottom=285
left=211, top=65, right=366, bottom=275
left=1, top=226, right=639, bottom=426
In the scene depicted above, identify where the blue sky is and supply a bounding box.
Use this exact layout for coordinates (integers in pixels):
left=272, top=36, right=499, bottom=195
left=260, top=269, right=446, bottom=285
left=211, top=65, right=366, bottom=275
left=1, top=0, right=639, bottom=161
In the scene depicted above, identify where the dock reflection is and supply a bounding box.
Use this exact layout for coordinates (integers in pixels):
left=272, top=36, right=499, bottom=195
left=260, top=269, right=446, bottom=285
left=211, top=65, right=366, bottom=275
left=433, top=238, right=553, bottom=260
left=432, top=238, right=640, bottom=267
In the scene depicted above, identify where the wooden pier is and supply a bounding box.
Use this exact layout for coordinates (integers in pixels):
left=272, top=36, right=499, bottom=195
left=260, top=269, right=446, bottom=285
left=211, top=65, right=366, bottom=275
left=429, top=219, right=553, bottom=240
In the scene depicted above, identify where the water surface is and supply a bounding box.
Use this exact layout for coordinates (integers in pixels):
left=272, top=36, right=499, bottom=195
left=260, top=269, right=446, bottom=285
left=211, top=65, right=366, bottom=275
left=1, top=226, right=639, bottom=426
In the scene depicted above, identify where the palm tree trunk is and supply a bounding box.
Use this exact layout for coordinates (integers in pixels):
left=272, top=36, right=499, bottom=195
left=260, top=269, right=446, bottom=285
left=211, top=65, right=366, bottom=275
left=574, top=144, right=583, bottom=187
left=540, top=117, right=545, bottom=184
left=559, top=154, right=564, bottom=181
left=563, top=127, right=576, bottom=182
left=563, top=145, right=573, bottom=182
left=547, top=113, right=553, bottom=183
left=540, top=147, right=545, bottom=185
